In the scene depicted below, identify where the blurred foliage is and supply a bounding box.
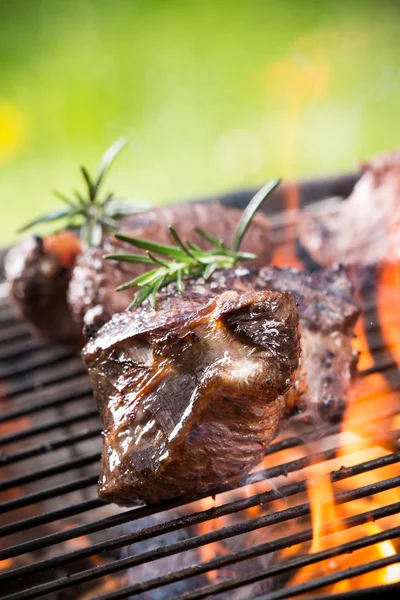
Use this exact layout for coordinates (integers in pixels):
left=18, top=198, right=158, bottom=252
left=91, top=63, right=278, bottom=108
left=1, top=0, right=400, bottom=242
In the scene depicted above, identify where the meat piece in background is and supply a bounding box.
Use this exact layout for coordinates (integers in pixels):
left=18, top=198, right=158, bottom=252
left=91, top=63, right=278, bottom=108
left=5, top=231, right=84, bottom=345
left=298, top=148, right=400, bottom=269
left=5, top=202, right=272, bottom=347
left=68, top=201, right=272, bottom=332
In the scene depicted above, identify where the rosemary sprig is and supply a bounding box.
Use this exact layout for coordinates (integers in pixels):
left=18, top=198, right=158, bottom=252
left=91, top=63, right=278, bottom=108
left=18, top=138, right=150, bottom=246
left=106, top=178, right=281, bottom=309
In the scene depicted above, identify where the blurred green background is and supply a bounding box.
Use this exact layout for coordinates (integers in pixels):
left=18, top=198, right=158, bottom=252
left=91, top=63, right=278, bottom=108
left=1, top=0, right=400, bottom=243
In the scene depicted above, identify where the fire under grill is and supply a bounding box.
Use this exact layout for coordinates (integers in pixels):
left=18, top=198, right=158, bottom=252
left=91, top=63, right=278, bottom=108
left=0, top=176, right=400, bottom=600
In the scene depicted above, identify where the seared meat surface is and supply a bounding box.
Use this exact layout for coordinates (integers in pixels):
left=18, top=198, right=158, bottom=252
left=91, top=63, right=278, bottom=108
left=83, top=287, right=300, bottom=505
left=69, top=202, right=272, bottom=332
left=83, top=265, right=358, bottom=506
left=6, top=202, right=271, bottom=346
left=5, top=232, right=84, bottom=345
left=254, top=266, right=360, bottom=424
left=298, top=148, right=400, bottom=268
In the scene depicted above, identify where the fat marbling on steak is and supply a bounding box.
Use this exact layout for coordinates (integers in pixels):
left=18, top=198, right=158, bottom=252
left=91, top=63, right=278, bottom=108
left=83, top=265, right=359, bottom=506
left=83, top=286, right=300, bottom=505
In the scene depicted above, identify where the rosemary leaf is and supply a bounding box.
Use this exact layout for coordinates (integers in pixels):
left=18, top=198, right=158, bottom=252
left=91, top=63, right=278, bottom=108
left=194, top=227, right=224, bottom=250
left=80, top=166, right=95, bottom=201
left=151, top=276, right=165, bottom=308
left=203, top=262, right=217, bottom=280
left=109, top=178, right=281, bottom=308
left=233, top=178, right=281, bottom=252
left=130, top=286, right=153, bottom=309
left=116, top=268, right=162, bottom=291
left=18, top=208, right=76, bottom=233
left=105, top=253, right=154, bottom=264
left=95, top=137, right=128, bottom=192
left=168, top=226, right=199, bottom=262
left=18, top=138, right=151, bottom=247
left=53, top=190, right=75, bottom=207
left=147, top=252, right=170, bottom=267
left=115, top=233, right=185, bottom=260
left=176, top=269, right=184, bottom=293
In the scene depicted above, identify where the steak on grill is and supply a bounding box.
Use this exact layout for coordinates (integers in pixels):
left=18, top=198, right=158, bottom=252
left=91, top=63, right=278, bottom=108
left=5, top=202, right=272, bottom=346
left=82, top=287, right=301, bottom=505
left=83, top=264, right=359, bottom=506
left=298, top=148, right=400, bottom=269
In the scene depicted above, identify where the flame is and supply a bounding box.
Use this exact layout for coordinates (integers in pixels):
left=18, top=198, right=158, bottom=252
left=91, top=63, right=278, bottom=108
left=377, top=261, right=400, bottom=370
left=292, top=273, right=400, bottom=591
left=197, top=497, right=229, bottom=582
left=268, top=47, right=328, bottom=269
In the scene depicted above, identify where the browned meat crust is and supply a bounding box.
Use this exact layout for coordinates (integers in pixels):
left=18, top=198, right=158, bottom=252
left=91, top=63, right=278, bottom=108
left=4, top=235, right=84, bottom=345
left=298, top=148, right=400, bottom=268
left=68, top=202, right=272, bottom=333
left=82, top=265, right=359, bottom=506
left=83, top=288, right=300, bottom=505
left=254, top=266, right=360, bottom=424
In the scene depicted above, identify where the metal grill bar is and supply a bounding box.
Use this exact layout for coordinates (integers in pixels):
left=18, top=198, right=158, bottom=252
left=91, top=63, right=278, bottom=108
left=253, top=554, right=400, bottom=600
left=0, top=426, right=102, bottom=466
left=4, top=358, right=86, bottom=398
left=303, top=582, right=400, bottom=600
left=95, top=525, right=400, bottom=600
left=0, top=384, right=92, bottom=422
left=0, top=337, right=41, bottom=360
left=1, top=453, right=399, bottom=582
left=3, top=498, right=400, bottom=600
left=0, top=409, right=99, bottom=448
left=1, top=185, right=399, bottom=600
left=0, top=451, right=100, bottom=493
left=0, top=474, right=97, bottom=514
left=1, top=436, right=398, bottom=566
left=0, top=346, right=73, bottom=379
left=0, top=497, right=104, bottom=538
left=0, top=322, right=30, bottom=344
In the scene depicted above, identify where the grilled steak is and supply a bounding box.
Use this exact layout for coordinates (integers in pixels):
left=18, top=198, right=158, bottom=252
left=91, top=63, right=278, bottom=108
left=82, top=265, right=358, bottom=506
left=68, top=202, right=272, bottom=332
left=4, top=232, right=84, bottom=345
left=82, top=287, right=300, bottom=505
left=298, top=148, right=400, bottom=269
left=6, top=202, right=271, bottom=346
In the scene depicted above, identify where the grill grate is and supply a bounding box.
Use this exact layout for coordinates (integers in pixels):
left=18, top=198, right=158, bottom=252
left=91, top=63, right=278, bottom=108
left=0, top=183, right=399, bottom=599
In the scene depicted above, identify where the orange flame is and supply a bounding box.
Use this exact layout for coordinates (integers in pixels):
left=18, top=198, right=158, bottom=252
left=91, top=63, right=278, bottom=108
left=293, top=276, right=400, bottom=590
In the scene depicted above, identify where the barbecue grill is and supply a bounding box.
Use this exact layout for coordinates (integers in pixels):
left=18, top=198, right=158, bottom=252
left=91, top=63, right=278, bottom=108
left=0, top=174, right=399, bottom=600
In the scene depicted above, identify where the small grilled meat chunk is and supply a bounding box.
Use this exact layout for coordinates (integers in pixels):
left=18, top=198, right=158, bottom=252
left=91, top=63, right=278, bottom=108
left=5, top=232, right=84, bottom=345
left=298, top=148, right=400, bottom=268
left=69, top=202, right=272, bottom=332
left=83, top=288, right=300, bottom=506
left=254, top=266, right=360, bottom=424
left=170, top=265, right=359, bottom=424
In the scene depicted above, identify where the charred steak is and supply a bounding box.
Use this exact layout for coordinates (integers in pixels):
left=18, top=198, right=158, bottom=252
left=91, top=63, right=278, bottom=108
left=83, top=265, right=359, bottom=506
left=6, top=202, right=271, bottom=346
left=68, top=201, right=272, bottom=333
left=83, top=287, right=300, bottom=505
left=298, top=148, right=400, bottom=269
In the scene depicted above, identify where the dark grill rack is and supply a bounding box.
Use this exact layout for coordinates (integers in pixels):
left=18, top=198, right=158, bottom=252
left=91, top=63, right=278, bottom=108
left=0, top=174, right=399, bottom=599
